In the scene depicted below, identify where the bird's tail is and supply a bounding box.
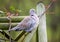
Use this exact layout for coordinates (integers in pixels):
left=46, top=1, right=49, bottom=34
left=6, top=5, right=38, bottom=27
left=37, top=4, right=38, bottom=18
left=8, top=26, right=19, bottom=32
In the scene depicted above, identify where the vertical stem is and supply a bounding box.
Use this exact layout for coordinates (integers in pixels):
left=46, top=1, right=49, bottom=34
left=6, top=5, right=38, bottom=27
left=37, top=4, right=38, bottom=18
left=36, top=3, right=47, bottom=42
left=8, top=17, right=12, bottom=42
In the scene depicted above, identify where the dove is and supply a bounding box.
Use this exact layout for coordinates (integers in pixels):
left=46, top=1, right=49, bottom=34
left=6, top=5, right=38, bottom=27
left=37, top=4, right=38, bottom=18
left=8, top=9, right=39, bottom=32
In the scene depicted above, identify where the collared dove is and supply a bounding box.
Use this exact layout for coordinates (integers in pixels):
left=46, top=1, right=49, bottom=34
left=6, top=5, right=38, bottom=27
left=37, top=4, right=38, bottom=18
left=8, top=9, right=39, bottom=32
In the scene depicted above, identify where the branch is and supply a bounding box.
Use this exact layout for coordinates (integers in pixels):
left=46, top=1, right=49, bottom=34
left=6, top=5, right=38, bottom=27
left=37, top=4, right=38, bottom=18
left=38, top=0, right=54, bottom=18
left=7, top=16, right=12, bottom=42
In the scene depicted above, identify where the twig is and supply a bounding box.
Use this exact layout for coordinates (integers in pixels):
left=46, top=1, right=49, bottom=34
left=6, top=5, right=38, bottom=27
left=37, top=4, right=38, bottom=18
left=38, top=0, right=54, bottom=18
left=7, top=16, right=12, bottom=42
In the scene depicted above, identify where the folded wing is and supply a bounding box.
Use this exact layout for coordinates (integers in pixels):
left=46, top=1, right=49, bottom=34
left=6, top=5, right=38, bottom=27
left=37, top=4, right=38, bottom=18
left=9, top=16, right=36, bottom=31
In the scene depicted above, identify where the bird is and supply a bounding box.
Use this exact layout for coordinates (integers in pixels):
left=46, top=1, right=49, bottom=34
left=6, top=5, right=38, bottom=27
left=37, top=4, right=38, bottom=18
left=8, top=9, right=39, bottom=32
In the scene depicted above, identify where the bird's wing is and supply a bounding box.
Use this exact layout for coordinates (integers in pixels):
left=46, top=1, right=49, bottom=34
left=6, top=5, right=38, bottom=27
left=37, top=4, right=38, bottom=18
left=9, top=16, right=36, bottom=31
left=16, top=16, right=36, bottom=30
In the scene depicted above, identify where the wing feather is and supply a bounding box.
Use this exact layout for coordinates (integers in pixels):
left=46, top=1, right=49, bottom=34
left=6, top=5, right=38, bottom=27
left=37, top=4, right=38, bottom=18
left=16, top=16, right=36, bottom=30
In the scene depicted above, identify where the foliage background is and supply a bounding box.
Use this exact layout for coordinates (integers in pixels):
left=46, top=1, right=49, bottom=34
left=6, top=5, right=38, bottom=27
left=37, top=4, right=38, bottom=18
left=0, top=0, right=60, bottom=42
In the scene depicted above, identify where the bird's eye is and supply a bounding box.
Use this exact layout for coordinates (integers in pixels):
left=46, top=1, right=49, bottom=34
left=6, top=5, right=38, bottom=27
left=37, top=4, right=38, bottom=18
left=31, top=15, right=33, bottom=16
left=32, top=10, right=34, bottom=12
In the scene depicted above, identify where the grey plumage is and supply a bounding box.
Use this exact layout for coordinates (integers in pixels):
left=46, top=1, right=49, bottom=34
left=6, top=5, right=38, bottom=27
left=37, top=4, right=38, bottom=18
left=9, top=9, right=39, bottom=32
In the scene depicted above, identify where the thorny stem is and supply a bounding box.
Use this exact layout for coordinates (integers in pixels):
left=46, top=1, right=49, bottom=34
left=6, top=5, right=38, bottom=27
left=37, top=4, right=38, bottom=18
left=38, top=0, right=55, bottom=19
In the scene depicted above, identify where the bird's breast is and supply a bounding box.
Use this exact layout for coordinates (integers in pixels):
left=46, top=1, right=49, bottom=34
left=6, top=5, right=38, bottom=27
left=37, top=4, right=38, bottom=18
left=31, top=15, right=39, bottom=22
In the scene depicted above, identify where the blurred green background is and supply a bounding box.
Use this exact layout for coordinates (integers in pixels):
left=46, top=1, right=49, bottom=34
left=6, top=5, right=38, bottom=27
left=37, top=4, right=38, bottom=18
left=0, top=0, right=60, bottom=42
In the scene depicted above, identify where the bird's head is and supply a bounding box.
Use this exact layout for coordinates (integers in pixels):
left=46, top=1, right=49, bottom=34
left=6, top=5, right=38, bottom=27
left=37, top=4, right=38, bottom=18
left=29, top=9, right=36, bottom=16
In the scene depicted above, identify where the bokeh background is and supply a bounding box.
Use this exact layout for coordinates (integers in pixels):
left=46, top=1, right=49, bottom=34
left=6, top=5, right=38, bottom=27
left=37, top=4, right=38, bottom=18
left=0, top=0, right=60, bottom=42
